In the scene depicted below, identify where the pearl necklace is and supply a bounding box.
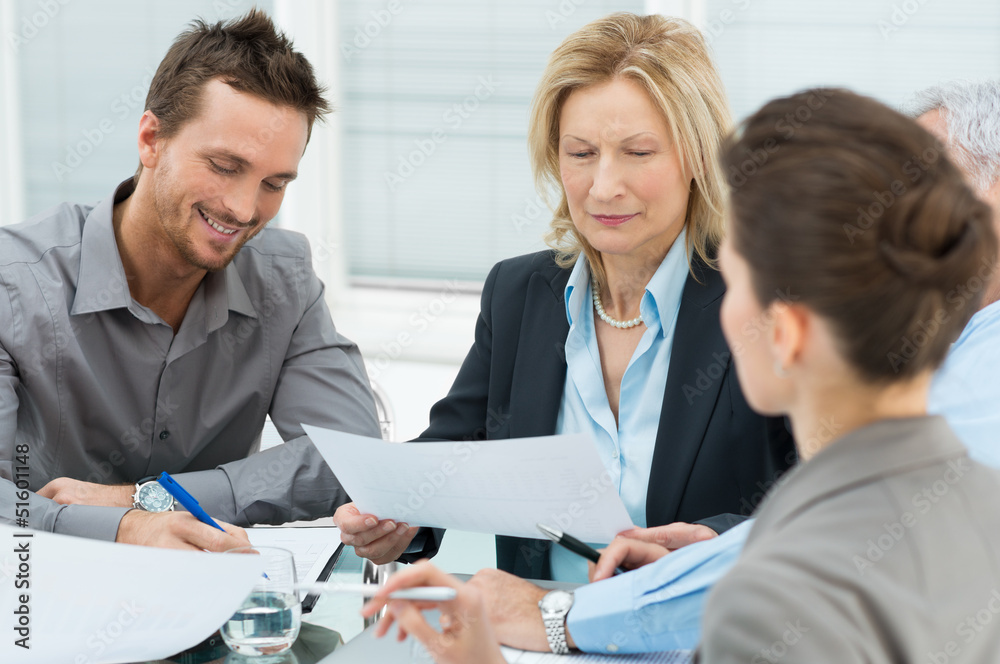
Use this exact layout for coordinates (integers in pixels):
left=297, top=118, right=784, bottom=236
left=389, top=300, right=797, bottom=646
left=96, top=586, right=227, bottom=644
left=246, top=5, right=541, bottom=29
left=591, top=279, right=643, bottom=329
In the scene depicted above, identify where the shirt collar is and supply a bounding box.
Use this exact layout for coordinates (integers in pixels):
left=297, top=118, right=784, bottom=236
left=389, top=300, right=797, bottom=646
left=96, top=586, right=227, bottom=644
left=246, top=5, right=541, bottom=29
left=72, top=179, right=258, bottom=327
left=563, top=228, right=689, bottom=339
left=954, top=298, right=1000, bottom=349
left=563, top=254, right=591, bottom=328
left=204, top=259, right=259, bottom=333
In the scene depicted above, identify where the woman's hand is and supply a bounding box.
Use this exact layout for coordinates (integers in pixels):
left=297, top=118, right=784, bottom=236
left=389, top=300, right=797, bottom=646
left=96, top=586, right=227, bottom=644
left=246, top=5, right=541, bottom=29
left=589, top=536, right=671, bottom=582
left=361, top=560, right=506, bottom=664
left=587, top=522, right=716, bottom=582
left=333, top=502, right=420, bottom=564
left=617, top=521, right=717, bottom=551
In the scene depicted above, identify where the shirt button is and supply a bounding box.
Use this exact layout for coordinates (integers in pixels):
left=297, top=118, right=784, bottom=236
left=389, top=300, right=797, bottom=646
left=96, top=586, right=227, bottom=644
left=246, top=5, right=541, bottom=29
left=159, top=430, right=170, bottom=440
left=606, top=644, right=619, bottom=652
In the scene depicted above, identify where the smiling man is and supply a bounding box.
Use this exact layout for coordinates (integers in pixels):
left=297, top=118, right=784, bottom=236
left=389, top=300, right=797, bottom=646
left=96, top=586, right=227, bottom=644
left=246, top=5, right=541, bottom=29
left=0, top=10, right=380, bottom=550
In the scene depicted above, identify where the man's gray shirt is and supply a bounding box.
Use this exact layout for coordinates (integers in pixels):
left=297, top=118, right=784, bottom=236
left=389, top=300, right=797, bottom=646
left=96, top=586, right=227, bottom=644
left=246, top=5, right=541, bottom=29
left=0, top=180, right=380, bottom=539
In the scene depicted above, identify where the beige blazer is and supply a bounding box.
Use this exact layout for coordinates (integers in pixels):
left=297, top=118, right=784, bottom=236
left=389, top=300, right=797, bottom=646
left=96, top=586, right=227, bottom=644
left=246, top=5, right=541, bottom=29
left=698, top=416, right=1000, bottom=663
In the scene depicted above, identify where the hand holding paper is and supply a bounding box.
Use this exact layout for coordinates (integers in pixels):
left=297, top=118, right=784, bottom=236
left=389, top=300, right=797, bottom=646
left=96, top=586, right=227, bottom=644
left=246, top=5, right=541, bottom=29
left=304, top=426, right=634, bottom=542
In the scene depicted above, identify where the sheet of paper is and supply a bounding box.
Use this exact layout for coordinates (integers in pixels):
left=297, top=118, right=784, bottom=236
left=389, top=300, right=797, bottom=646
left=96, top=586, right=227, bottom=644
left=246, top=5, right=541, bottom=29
left=303, top=426, right=634, bottom=542
left=0, top=523, right=263, bottom=663
left=248, top=525, right=342, bottom=599
left=501, top=647, right=692, bottom=663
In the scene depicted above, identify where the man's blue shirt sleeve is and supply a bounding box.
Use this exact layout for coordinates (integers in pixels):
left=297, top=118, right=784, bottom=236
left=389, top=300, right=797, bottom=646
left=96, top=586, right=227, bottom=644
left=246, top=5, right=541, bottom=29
left=566, top=519, right=752, bottom=654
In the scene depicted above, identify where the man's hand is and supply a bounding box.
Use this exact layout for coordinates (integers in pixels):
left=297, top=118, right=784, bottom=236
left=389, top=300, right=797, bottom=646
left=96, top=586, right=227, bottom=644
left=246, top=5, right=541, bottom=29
left=38, top=478, right=132, bottom=507
left=333, top=502, right=419, bottom=564
left=589, top=537, right=671, bottom=582
left=362, top=560, right=506, bottom=664
left=116, top=510, right=250, bottom=551
left=617, top=521, right=717, bottom=552
left=465, top=568, right=555, bottom=651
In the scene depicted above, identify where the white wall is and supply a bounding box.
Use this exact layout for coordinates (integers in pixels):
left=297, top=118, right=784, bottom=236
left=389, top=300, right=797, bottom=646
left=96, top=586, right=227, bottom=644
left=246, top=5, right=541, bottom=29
left=0, top=1, right=26, bottom=227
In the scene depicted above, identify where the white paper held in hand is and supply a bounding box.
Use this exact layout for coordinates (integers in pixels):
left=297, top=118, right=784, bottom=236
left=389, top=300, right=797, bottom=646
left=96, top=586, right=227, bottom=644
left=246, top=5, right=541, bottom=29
left=302, top=426, right=634, bottom=542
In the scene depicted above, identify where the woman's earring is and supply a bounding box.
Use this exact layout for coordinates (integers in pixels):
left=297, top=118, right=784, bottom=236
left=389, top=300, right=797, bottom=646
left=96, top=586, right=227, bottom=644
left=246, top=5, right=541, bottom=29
left=773, top=360, right=788, bottom=378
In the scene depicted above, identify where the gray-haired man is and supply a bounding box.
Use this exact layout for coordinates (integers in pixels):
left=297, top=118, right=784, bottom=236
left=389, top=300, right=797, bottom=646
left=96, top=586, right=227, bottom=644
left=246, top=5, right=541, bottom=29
left=912, top=80, right=1000, bottom=467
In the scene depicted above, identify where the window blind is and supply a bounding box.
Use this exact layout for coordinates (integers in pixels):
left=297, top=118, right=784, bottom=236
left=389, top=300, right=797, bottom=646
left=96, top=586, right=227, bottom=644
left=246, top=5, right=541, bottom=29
left=15, top=0, right=273, bottom=218
left=702, top=0, right=1000, bottom=122
left=339, top=0, right=644, bottom=282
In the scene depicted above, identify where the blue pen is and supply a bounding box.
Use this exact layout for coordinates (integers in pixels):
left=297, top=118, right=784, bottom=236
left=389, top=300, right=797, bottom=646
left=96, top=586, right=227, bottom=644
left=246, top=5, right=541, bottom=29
left=159, top=473, right=268, bottom=578
left=157, top=471, right=226, bottom=532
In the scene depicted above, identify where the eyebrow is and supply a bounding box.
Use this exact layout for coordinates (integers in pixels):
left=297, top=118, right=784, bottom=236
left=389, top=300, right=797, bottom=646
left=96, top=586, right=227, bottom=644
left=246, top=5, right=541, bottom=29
left=202, top=149, right=298, bottom=181
left=560, top=131, right=659, bottom=144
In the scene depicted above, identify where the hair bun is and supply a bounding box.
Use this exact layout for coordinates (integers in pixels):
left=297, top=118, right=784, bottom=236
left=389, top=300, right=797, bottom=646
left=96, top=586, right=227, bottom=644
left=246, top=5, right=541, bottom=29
left=724, top=87, right=999, bottom=382
left=876, top=184, right=992, bottom=291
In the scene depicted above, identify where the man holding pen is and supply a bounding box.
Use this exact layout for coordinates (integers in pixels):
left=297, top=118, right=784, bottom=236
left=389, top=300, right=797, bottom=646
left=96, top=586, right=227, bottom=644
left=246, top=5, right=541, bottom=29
left=0, top=10, right=380, bottom=550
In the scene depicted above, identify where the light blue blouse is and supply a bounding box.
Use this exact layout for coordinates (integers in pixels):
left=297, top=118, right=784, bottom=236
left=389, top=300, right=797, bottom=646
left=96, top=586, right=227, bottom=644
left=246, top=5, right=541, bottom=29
left=550, top=231, right=689, bottom=583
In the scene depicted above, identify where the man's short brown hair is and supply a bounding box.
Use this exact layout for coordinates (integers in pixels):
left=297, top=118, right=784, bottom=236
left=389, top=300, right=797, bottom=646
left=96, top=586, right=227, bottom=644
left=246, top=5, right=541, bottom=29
left=144, top=8, right=330, bottom=142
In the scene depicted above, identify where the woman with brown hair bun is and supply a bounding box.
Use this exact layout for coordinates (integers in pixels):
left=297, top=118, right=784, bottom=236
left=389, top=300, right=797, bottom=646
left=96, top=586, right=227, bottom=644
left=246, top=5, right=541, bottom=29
left=360, top=88, right=1000, bottom=664
left=694, top=87, right=1000, bottom=662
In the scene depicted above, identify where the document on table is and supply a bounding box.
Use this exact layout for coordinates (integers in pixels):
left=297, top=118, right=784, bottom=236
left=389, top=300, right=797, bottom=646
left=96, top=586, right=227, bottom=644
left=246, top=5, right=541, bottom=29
left=501, top=647, right=692, bottom=663
left=248, top=525, right=343, bottom=606
left=303, top=426, right=634, bottom=542
left=0, top=523, right=262, bottom=664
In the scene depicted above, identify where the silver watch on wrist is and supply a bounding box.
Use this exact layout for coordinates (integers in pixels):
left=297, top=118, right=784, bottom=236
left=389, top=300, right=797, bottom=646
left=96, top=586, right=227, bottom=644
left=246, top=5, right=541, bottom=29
left=132, top=479, right=174, bottom=513
left=538, top=589, right=574, bottom=655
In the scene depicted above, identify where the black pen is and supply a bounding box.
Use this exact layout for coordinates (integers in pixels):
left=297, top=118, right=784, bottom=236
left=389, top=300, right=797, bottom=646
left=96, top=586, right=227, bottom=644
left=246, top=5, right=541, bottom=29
left=536, top=523, right=626, bottom=576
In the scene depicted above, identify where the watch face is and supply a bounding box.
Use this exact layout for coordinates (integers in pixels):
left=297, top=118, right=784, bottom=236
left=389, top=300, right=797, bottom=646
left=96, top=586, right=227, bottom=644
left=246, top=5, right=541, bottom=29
left=137, top=482, right=173, bottom=513
left=541, top=590, right=574, bottom=614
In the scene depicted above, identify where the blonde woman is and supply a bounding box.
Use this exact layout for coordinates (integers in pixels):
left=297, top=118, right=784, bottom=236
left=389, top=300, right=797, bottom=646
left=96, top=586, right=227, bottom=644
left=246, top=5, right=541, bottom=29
left=338, top=13, right=793, bottom=650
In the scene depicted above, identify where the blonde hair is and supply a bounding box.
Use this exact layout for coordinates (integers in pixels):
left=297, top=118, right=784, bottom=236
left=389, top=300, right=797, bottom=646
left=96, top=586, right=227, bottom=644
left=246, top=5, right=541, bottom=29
left=529, top=13, right=732, bottom=287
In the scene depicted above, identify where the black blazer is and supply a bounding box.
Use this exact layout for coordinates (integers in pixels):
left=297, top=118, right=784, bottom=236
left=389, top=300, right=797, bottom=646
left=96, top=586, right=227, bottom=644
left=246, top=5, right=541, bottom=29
left=414, top=250, right=795, bottom=579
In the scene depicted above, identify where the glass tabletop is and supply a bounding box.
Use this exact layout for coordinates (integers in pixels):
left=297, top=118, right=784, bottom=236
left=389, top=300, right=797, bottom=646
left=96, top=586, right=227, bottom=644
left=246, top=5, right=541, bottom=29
left=156, top=545, right=371, bottom=664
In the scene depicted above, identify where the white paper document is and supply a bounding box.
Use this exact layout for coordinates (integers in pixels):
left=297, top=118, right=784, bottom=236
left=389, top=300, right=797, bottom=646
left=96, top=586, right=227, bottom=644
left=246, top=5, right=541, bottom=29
left=501, top=647, right=692, bottom=663
left=248, top=525, right=342, bottom=600
left=0, top=523, right=263, bottom=663
left=303, top=426, right=634, bottom=542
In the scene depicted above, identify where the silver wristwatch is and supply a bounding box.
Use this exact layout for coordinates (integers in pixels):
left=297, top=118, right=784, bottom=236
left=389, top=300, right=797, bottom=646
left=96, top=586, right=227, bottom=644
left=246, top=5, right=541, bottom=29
left=132, top=479, right=175, bottom=513
left=538, top=589, right=574, bottom=655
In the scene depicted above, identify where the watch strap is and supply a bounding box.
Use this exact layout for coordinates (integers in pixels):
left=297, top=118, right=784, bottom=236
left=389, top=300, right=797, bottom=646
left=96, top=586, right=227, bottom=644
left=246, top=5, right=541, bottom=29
left=543, top=614, right=570, bottom=655
left=539, top=590, right=572, bottom=655
left=132, top=481, right=144, bottom=510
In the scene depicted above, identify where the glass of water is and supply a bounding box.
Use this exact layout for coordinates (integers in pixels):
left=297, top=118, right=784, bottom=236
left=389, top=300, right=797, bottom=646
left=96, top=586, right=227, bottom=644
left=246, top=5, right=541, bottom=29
left=222, top=546, right=302, bottom=656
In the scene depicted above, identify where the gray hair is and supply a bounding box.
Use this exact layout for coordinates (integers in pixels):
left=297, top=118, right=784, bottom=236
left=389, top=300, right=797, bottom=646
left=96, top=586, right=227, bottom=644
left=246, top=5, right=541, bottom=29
left=908, top=80, right=1000, bottom=192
